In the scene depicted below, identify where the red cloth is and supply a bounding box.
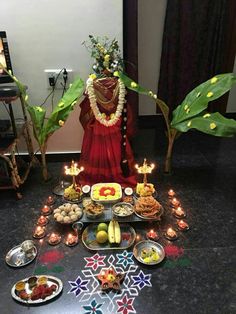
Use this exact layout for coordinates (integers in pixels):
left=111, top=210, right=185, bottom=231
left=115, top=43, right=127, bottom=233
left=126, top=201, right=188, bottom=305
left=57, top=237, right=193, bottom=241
left=78, top=78, right=137, bottom=188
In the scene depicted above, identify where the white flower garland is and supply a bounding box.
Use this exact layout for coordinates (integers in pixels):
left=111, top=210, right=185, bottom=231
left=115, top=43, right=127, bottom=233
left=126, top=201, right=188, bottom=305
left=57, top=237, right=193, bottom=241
left=86, top=78, right=126, bottom=127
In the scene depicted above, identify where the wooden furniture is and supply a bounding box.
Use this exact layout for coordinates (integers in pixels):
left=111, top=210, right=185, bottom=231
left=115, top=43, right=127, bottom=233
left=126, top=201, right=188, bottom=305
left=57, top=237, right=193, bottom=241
left=0, top=85, right=36, bottom=199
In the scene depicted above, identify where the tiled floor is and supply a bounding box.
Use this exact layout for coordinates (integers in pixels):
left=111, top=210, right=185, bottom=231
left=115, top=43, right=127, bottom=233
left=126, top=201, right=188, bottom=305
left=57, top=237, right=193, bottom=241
left=0, top=128, right=235, bottom=314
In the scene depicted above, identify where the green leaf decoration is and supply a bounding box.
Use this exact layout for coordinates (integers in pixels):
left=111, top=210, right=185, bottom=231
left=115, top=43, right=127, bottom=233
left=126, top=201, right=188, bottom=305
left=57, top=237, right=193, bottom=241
left=27, top=106, right=46, bottom=144
left=118, top=71, right=170, bottom=134
left=171, top=73, right=236, bottom=126
left=118, top=71, right=150, bottom=95
left=41, top=76, right=84, bottom=142
left=173, top=112, right=236, bottom=137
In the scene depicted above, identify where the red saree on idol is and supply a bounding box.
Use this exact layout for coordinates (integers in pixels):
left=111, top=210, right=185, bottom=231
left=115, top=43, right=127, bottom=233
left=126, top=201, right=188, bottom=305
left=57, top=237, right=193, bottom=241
left=78, top=77, right=137, bottom=188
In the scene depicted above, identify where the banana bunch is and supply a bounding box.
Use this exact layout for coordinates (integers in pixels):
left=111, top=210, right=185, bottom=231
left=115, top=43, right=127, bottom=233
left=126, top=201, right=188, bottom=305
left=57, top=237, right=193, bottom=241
left=108, top=220, right=121, bottom=244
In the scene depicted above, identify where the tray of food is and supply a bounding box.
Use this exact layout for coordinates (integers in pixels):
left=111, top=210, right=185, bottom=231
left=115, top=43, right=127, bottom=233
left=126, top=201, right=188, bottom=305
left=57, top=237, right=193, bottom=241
left=134, top=196, right=163, bottom=220
left=53, top=203, right=83, bottom=224
left=135, top=183, right=156, bottom=197
left=82, top=221, right=136, bottom=250
left=133, top=240, right=165, bottom=265
left=11, top=275, right=63, bottom=304
left=91, top=183, right=122, bottom=203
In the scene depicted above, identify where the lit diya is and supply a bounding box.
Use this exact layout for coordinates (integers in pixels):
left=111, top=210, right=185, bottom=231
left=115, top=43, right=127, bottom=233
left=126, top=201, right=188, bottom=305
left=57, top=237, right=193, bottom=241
left=41, top=205, right=52, bottom=216
left=37, top=215, right=49, bottom=226
left=168, top=189, right=175, bottom=197
left=97, top=268, right=125, bottom=291
left=171, top=198, right=180, bottom=208
left=146, top=229, right=159, bottom=241
left=64, top=233, right=78, bottom=247
left=33, top=226, right=46, bottom=239
left=47, top=232, right=61, bottom=245
left=164, top=227, right=178, bottom=241
left=46, top=195, right=55, bottom=206
left=177, top=220, right=189, bottom=231
left=173, top=206, right=186, bottom=219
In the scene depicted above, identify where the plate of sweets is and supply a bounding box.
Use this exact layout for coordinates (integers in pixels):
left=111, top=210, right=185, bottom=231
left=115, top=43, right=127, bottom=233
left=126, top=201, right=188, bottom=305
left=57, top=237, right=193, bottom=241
left=134, top=196, right=163, bottom=220
left=53, top=203, right=83, bottom=224
left=11, top=275, right=63, bottom=304
left=91, top=183, right=122, bottom=203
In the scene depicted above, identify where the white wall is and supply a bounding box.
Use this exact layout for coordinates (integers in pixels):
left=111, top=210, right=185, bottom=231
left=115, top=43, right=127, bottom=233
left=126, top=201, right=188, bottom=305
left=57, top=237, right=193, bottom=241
left=0, top=0, right=123, bottom=153
left=138, top=0, right=167, bottom=115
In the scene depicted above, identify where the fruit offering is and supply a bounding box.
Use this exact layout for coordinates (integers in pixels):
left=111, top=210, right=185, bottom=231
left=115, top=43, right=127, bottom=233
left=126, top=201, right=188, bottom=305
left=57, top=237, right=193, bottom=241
left=108, top=220, right=121, bottom=244
left=91, top=183, right=122, bottom=202
left=53, top=203, right=83, bottom=224
left=95, top=223, right=108, bottom=244
left=136, top=183, right=155, bottom=197
left=141, top=247, right=160, bottom=264
left=64, top=184, right=82, bottom=201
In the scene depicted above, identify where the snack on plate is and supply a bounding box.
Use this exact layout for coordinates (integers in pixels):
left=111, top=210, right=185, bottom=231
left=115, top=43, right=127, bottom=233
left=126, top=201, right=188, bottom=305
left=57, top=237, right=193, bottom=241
left=135, top=196, right=162, bottom=218
left=84, top=202, right=104, bottom=218
left=15, top=276, right=58, bottom=302
left=53, top=203, right=83, bottom=224
left=64, top=184, right=82, bottom=201
left=91, top=183, right=122, bottom=202
left=122, top=195, right=134, bottom=204
left=136, top=183, right=155, bottom=197
left=113, top=203, right=134, bottom=217
left=141, top=247, right=160, bottom=264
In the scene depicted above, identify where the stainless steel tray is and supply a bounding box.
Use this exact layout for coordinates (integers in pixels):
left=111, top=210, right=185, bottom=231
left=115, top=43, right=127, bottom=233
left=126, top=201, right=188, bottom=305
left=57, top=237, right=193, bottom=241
left=6, top=245, right=37, bottom=268
left=11, top=275, right=63, bottom=304
left=82, top=223, right=136, bottom=251
left=133, top=240, right=165, bottom=265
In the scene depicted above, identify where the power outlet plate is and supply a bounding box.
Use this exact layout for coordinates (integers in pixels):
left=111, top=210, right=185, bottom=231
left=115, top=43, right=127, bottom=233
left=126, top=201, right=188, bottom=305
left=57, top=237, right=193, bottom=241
left=44, top=69, right=73, bottom=90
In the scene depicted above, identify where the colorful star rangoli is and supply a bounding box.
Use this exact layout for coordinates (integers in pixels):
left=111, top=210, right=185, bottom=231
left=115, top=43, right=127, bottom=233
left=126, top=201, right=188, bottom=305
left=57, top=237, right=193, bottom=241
left=67, top=252, right=152, bottom=313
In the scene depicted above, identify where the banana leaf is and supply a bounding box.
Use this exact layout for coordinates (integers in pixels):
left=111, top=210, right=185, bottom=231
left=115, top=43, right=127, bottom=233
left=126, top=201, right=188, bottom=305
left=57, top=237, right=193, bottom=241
left=27, top=106, right=46, bottom=144
left=119, top=71, right=170, bottom=129
left=41, top=76, right=84, bottom=143
left=173, top=112, right=236, bottom=137
left=118, top=71, right=150, bottom=95
left=171, top=73, right=236, bottom=126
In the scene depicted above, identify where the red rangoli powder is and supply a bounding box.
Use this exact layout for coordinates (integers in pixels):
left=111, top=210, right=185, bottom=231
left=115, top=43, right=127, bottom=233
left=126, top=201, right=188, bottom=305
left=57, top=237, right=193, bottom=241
left=164, top=245, right=184, bottom=259
left=39, top=250, right=64, bottom=264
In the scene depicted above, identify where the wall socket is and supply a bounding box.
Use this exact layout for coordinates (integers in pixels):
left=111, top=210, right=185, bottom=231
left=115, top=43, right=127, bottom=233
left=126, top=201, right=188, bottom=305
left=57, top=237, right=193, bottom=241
left=44, top=69, right=73, bottom=89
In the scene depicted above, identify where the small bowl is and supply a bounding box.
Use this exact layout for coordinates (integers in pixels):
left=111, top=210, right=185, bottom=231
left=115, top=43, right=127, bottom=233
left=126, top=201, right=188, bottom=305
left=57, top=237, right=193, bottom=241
left=124, top=187, right=133, bottom=196
left=82, top=185, right=91, bottom=194
left=112, top=202, right=134, bottom=217
left=84, top=203, right=104, bottom=219
left=133, top=240, right=165, bottom=265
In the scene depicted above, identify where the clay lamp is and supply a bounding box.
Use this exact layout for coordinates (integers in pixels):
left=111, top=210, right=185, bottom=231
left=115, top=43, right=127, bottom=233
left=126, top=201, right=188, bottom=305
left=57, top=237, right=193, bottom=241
left=97, top=268, right=125, bottom=291
left=173, top=206, right=186, bottom=219
left=146, top=229, right=159, bottom=241
left=64, top=233, right=78, bottom=247
left=168, top=189, right=175, bottom=198
left=37, top=215, right=48, bottom=226
left=33, top=226, right=46, bottom=239
left=164, top=227, right=178, bottom=241
left=177, top=220, right=189, bottom=231
left=47, top=232, right=61, bottom=245
left=46, top=195, right=55, bottom=206
left=41, top=205, right=52, bottom=216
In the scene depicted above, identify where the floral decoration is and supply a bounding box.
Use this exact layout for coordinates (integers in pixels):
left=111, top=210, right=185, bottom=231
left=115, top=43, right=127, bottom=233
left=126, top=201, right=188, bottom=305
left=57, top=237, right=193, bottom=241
left=116, top=294, right=136, bottom=314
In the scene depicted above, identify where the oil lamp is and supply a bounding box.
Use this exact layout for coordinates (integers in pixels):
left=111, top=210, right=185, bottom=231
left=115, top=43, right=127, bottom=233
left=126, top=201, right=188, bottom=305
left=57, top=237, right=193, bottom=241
left=164, top=227, right=178, bottom=241
left=64, top=160, right=84, bottom=188
left=135, top=158, right=155, bottom=184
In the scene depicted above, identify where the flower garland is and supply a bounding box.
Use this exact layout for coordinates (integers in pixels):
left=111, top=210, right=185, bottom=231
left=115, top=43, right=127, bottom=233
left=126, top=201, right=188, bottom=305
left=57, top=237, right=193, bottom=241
left=86, top=77, right=126, bottom=127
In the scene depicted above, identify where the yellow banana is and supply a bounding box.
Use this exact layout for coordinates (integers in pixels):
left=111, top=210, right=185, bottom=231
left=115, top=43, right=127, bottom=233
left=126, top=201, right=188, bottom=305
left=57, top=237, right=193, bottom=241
left=114, top=221, right=121, bottom=244
left=108, top=221, right=115, bottom=244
